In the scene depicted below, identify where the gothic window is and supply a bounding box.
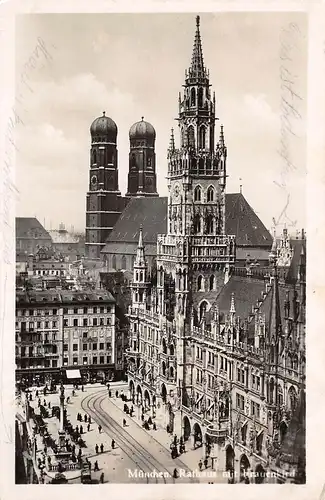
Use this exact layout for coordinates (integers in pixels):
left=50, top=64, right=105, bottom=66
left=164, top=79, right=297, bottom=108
left=194, top=186, right=201, bottom=202
left=162, top=338, right=167, bottom=354
left=207, top=186, right=215, bottom=202
left=93, top=150, right=97, bottom=164
left=131, top=154, right=136, bottom=169
left=269, top=378, right=274, bottom=404
left=191, top=88, right=196, bottom=106
left=206, top=213, right=214, bottom=234
left=188, top=126, right=195, bottom=148
left=112, top=254, right=117, bottom=270
left=193, top=214, right=201, bottom=234
left=198, top=87, right=203, bottom=108
left=147, top=157, right=152, bottom=167
left=121, top=255, right=127, bottom=269
left=199, top=126, right=206, bottom=149
left=277, top=384, right=284, bottom=406
left=199, top=300, right=208, bottom=321
left=288, top=386, right=297, bottom=411
left=197, top=275, right=204, bottom=291
left=162, top=361, right=166, bottom=376
left=209, top=275, right=215, bottom=291
left=169, top=344, right=175, bottom=356
left=170, top=366, right=174, bottom=379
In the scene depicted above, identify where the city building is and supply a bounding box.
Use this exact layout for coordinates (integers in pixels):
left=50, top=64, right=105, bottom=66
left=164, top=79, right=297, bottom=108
left=126, top=16, right=306, bottom=483
left=16, top=217, right=52, bottom=256
left=49, top=223, right=85, bottom=260
left=15, top=289, right=123, bottom=385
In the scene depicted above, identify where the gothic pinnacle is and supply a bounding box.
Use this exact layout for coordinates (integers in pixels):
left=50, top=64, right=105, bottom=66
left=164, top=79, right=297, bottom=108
left=190, top=14, right=205, bottom=78
left=169, top=128, right=175, bottom=151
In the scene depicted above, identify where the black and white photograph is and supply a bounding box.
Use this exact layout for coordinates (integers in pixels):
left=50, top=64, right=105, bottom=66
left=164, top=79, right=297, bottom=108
left=6, top=8, right=310, bottom=488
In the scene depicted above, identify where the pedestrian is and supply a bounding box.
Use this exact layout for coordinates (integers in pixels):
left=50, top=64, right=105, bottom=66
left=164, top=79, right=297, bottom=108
left=44, top=445, right=47, bottom=454
left=111, top=439, right=115, bottom=450
left=94, top=460, right=99, bottom=472
left=84, top=414, right=87, bottom=423
left=87, top=423, right=90, bottom=432
left=88, top=416, right=92, bottom=425
left=123, top=418, right=126, bottom=427
left=153, top=422, right=157, bottom=431
left=43, top=399, right=46, bottom=406
left=115, top=390, right=118, bottom=398
left=204, top=457, right=208, bottom=469
left=72, top=444, right=76, bottom=454
left=95, top=444, right=99, bottom=454
left=76, top=425, right=79, bottom=434
left=141, top=414, right=144, bottom=422
left=47, top=455, right=51, bottom=465
left=98, top=425, right=102, bottom=433
left=48, top=401, right=51, bottom=409
left=198, top=459, right=203, bottom=471
left=100, top=443, right=104, bottom=453
left=78, top=448, right=82, bottom=458
left=173, top=468, right=178, bottom=479
left=80, top=425, right=83, bottom=434
left=72, top=390, right=75, bottom=397
left=100, top=472, right=104, bottom=484
left=109, top=390, right=112, bottom=398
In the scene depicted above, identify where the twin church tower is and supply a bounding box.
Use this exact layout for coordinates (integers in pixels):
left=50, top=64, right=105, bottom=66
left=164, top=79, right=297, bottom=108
left=85, top=114, right=158, bottom=260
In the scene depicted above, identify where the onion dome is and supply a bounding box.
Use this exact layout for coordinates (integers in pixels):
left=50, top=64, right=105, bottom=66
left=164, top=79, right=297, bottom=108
left=90, top=111, right=117, bottom=142
left=129, top=117, right=156, bottom=143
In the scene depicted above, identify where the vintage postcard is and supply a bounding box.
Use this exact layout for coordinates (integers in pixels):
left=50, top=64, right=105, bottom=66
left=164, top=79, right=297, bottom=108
left=0, top=2, right=324, bottom=500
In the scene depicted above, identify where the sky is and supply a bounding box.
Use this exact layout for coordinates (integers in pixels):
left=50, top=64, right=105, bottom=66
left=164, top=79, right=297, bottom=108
left=15, top=12, right=307, bottom=234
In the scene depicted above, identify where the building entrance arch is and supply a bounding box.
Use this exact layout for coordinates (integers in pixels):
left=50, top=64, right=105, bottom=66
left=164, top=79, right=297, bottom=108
left=129, top=380, right=135, bottom=403
left=183, top=416, right=191, bottom=441
left=161, top=383, right=167, bottom=403
left=144, top=389, right=151, bottom=411
left=225, top=445, right=234, bottom=474
left=136, top=385, right=143, bottom=405
left=193, top=422, right=203, bottom=448
left=255, top=464, right=265, bottom=484
left=240, top=454, right=250, bottom=482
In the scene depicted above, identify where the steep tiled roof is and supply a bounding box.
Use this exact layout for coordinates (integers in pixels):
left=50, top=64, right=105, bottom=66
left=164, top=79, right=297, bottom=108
left=225, top=193, right=272, bottom=247
left=216, top=275, right=266, bottom=318
left=101, top=193, right=272, bottom=253
left=285, top=239, right=305, bottom=284
left=16, top=217, right=52, bottom=240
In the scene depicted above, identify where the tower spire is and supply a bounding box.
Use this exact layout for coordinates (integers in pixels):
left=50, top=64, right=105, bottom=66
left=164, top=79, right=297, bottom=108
left=189, top=15, right=206, bottom=80
left=219, top=124, right=225, bottom=147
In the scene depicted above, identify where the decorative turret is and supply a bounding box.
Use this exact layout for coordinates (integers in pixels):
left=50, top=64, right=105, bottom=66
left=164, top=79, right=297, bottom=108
left=131, top=226, right=150, bottom=309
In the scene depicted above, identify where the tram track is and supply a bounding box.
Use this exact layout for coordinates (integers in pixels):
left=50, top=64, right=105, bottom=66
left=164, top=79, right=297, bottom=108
left=81, top=390, right=171, bottom=483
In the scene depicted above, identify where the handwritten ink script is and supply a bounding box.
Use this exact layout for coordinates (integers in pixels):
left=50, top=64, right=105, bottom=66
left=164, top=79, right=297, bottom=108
left=0, top=37, right=57, bottom=445
left=274, top=22, right=304, bottom=229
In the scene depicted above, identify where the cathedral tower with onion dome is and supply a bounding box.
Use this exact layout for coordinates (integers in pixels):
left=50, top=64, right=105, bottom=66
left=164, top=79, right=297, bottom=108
left=126, top=117, right=159, bottom=197
left=85, top=112, right=126, bottom=260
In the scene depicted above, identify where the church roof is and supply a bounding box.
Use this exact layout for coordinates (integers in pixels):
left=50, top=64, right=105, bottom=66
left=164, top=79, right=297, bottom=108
left=101, top=194, right=272, bottom=254
left=16, top=217, right=52, bottom=241
left=216, top=275, right=266, bottom=318
left=225, top=193, right=272, bottom=247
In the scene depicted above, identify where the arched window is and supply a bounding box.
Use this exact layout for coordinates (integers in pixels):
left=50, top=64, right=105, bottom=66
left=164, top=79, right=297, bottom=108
left=209, top=275, right=215, bottom=291
left=288, top=386, right=297, bottom=411
left=194, top=186, right=201, bottom=202
left=170, top=366, right=174, bottom=379
left=198, top=87, right=203, bottom=108
left=206, top=213, right=214, bottom=234
left=197, top=275, right=204, bottom=291
left=188, top=126, right=195, bottom=148
left=93, top=150, right=97, bottom=164
left=199, top=301, right=208, bottom=321
left=112, top=254, right=117, bottom=270
left=207, top=186, right=215, bottom=202
left=277, top=384, right=284, bottom=406
left=162, top=361, right=166, bottom=376
left=191, top=88, right=196, bottom=106
left=169, top=344, right=175, bottom=356
left=121, top=255, right=127, bottom=269
left=193, top=214, right=201, bottom=234
left=199, top=126, right=206, bottom=149
left=162, top=338, right=167, bottom=354
left=131, top=153, right=136, bottom=168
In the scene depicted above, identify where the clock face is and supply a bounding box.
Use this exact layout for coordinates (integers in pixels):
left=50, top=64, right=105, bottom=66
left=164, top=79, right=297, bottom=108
left=91, top=175, right=97, bottom=186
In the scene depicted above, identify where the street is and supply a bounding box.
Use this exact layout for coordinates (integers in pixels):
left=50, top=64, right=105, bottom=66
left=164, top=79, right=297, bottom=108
left=21, top=382, right=227, bottom=484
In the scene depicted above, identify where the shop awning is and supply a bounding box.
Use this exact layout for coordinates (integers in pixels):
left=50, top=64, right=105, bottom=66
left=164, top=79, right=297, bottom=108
left=66, top=369, right=81, bottom=379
